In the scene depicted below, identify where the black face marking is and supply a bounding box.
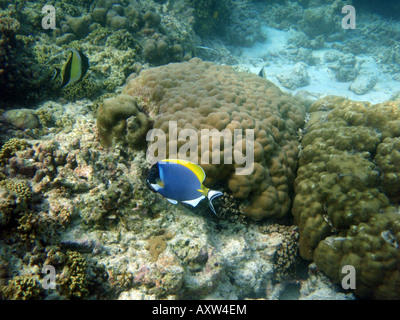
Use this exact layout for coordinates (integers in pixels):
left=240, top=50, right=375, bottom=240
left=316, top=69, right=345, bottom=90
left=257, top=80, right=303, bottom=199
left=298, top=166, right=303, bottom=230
left=147, top=163, right=160, bottom=184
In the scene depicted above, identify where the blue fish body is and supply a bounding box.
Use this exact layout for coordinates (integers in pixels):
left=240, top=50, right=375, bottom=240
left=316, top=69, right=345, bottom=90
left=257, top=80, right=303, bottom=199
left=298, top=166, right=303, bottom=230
left=157, top=161, right=203, bottom=201
left=147, top=159, right=223, bottom=214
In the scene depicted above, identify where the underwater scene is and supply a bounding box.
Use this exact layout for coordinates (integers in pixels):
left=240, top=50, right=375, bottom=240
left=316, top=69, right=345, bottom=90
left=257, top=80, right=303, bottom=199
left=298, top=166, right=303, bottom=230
left=0, top=0, right=400, bottom=302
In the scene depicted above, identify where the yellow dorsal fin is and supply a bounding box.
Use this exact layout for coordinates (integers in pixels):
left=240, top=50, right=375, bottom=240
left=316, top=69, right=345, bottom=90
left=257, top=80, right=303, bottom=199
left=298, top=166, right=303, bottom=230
left=161, top=159, right=206, bottom=182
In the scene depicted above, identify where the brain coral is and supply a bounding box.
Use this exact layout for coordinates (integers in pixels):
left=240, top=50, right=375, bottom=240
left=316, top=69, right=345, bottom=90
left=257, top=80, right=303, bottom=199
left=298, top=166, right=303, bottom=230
left=293, top=96, right=400, bottom=299
left=119, top=58, right=305, bottom=219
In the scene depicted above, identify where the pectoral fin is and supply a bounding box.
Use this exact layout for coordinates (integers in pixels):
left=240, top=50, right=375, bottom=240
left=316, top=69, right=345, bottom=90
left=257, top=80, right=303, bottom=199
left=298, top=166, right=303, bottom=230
left=181, top=195, right=205, bottom=207
left=167, top=198, right=178, bottom=204
left=149, top=182, right=162, bottom=192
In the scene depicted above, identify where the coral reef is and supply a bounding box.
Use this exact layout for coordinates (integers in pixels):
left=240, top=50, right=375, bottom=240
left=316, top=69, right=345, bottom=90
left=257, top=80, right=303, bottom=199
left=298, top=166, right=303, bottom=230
left=2, top=109, right=40, bottom=130
left=4, top=0, right=400, bottom=302
left=0, top=178, right=33, bottom=230
left=0, top=138, right=27, bottom=166
left=2, top=275, right=42, bottom=300
left=299, top=263, right=355, bottom=300
left=375, top=137, right=400, bottom=203
left=146, top=231, right=174, bottom=262
left=261, top=0, right=345, bottom=41
left=60, top=1, right=193, bottom=67
left=143, top=33, right=184, bottom=65
left=0, top=0, right=197, bottom=107
left=0, top=93, right=346, bottom=300
left=185, top=0, right=264, bottom=47
left=0, top=13, right=54, bottom=107
left=293, top=96, right=400, bottom=299
left=314, top=213, right=400, bottom=299
left=97, top=94, right=150, bottom=148
left=185, top=0, right=230, bottom=38
left=223, top=1, right=264, bottom=47
left=297, top=0, right=345, bottom=39
left=58, top=250, right=89, bottom=298
left=117, top=58, right=305, bottom=220
left=261, top=224, right=300, bottom=281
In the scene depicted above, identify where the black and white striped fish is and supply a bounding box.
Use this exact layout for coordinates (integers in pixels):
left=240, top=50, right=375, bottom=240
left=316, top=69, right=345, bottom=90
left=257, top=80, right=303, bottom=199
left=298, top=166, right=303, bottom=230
left=52, top=49, right=89, bottom=88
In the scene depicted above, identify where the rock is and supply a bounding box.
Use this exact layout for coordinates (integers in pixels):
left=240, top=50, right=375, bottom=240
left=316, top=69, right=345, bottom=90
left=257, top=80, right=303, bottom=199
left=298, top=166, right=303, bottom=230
left=299, top=264, right=356, bottom=300
left=324, top=49, right=341, bottom=63
left=56, top=33, right=76, bottom=46
left=276, top=63, right=310, bottom=90
left=60, top=22, right=72, bottom=34
left=171, top=44, right=183, bottom=61
left=88, top=23, right=101, bottom=33
left=110, top=15, right=129, bottom=31
left=393, top=73, right=400, bottom=82
left=119, top=289, right=157, bottom=300
left=106, top=10, right=118, bottom=26
left=143, top=11, right=161, bottom=27
left=295, top=90, right=322, bottom=109
left=111, top=4, right=124, bottom=16
left=335, top=53, right=358, bottom=82
left=349, top=61, right=379, bottom=95
left=92, top=8, right=107, bottom=25
left=336, top=68, right=358, bottom=82
left=67, top=15, right=90, bottom=38
left=325, top=51, right=358, bottom=82
left=2, top=108, right=40, bottom=129
left=390, top=90, right=400, bottom=101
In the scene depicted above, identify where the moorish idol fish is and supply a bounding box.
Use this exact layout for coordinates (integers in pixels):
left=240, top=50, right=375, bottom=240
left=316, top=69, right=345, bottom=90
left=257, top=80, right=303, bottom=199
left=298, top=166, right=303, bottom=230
left=147, top=159, right=223, bottom=215
left=52, top=49, right=89, bottom=88
left=258, top=66, right=266, bottom=79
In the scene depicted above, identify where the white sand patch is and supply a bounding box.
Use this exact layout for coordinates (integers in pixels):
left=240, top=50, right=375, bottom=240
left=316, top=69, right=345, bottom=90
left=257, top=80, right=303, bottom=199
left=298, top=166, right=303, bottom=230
left=235, top=26, right=400, bottom=104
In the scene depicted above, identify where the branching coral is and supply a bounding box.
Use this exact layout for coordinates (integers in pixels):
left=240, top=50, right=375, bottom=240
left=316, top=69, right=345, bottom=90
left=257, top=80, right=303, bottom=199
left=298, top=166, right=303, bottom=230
left=2, top=275, right=42, bottom=300
left=58, top=250, right=89, bottom=299
left=0, top=138, right=27, bottom=166
left=0, top=179, right=32, bottom=215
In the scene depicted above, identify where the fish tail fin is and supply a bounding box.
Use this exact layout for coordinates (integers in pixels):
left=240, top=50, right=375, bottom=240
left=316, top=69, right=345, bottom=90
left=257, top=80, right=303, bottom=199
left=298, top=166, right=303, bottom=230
left=207, top=190, right=223, bottom=215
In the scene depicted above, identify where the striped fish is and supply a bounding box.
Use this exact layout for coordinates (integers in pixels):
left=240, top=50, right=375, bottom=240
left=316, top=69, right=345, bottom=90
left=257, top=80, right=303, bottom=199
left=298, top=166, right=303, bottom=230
left=53, top=49, right=89, bottom=88
left=258, top=66, right=266, bottom=79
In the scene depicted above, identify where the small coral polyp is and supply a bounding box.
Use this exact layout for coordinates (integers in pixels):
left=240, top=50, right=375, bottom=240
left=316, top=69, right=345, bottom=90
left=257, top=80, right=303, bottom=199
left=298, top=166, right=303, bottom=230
left=294, top=96, right=400, bottom=299
left=103, top=58, right=306, bottom=220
